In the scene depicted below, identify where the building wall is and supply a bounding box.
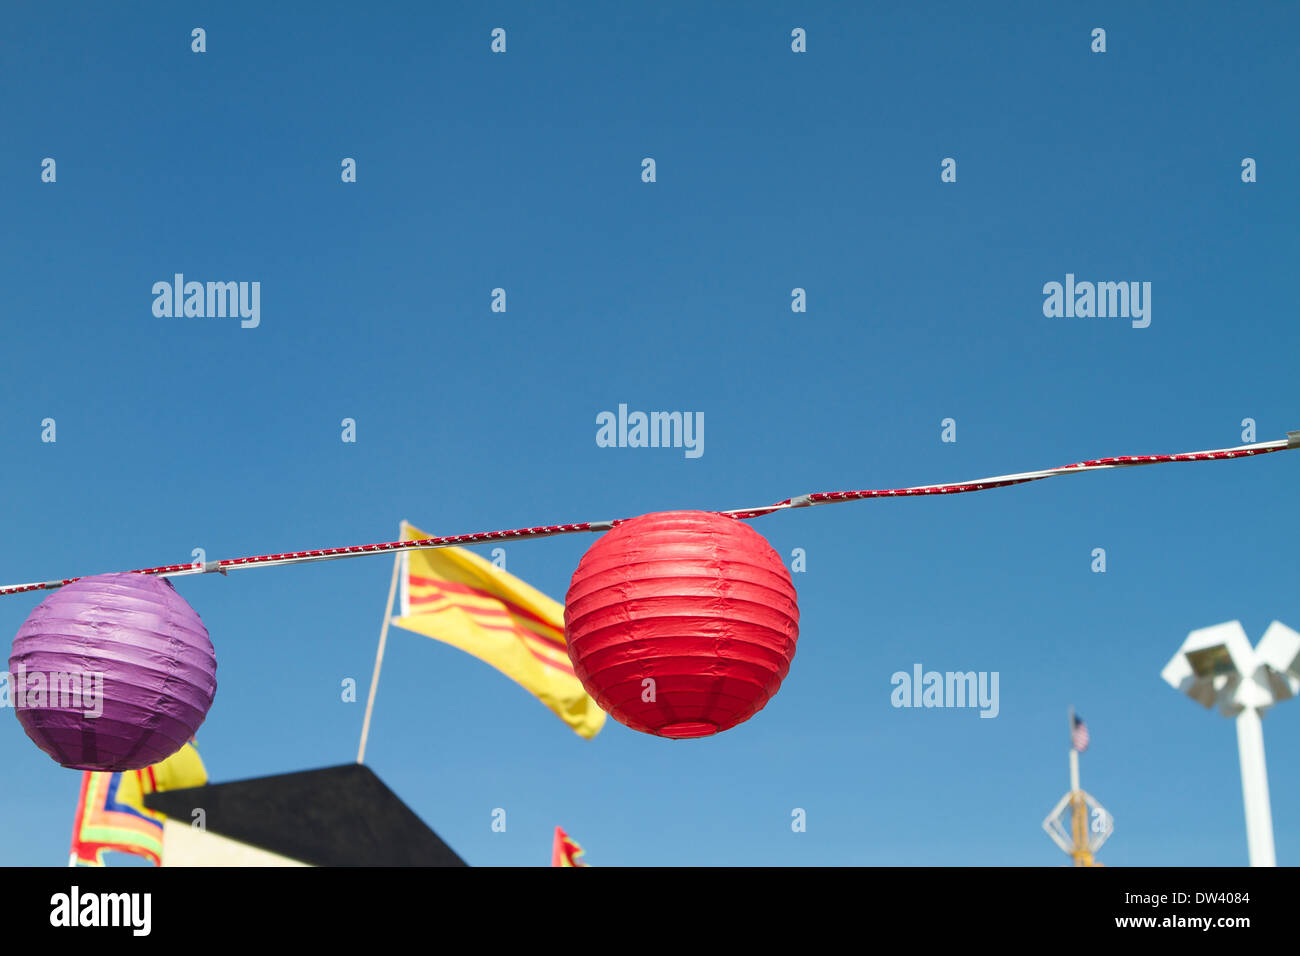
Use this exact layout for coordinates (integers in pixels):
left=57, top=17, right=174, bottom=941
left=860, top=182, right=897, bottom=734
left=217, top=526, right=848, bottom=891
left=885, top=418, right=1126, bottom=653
left=161, top=821, right=309, bottom=867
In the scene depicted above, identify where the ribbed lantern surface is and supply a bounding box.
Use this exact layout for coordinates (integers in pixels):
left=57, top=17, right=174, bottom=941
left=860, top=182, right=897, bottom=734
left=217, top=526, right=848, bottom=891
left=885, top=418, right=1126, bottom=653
left=9, top=572, right=217, bottom=771
left=564, top=511, right=799, bottom=738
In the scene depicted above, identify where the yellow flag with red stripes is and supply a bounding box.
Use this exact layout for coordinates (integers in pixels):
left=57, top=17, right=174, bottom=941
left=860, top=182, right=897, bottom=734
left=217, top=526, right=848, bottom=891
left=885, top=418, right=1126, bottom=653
left=392, top=522, right=605, bottom=739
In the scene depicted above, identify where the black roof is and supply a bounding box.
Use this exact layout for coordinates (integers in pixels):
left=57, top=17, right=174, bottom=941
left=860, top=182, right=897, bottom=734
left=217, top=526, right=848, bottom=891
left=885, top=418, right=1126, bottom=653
left=145, top=763, right=467, bottom=866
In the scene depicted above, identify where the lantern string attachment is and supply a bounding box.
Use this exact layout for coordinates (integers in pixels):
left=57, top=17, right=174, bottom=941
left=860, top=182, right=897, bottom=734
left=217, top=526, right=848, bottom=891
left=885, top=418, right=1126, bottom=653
left=0, top=430, right=1292, bottom=598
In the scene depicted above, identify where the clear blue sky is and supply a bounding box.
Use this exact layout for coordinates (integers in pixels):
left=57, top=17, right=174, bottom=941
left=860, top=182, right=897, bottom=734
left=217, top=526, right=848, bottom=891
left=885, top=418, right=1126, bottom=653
left=1, top=1, right=1297, bottom=866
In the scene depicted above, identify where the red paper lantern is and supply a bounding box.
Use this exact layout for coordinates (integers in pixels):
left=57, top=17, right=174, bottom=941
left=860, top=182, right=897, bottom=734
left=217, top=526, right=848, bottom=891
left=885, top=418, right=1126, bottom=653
left=564, top=510, right=799, bottom=738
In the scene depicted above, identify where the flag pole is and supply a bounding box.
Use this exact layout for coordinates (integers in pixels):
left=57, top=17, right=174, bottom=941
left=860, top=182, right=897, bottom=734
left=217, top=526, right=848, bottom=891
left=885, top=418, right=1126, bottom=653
left=1068, top=706, right=1079, bottom=791
left=1067, top=705, right=1093, bottom=866
left=357, top=534, right=403, bottom=765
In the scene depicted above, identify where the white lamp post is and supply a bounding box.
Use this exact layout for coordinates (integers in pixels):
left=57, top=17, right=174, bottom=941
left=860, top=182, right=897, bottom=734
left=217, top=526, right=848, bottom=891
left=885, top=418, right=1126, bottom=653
left=1162, top=620, right=1300, bottom=866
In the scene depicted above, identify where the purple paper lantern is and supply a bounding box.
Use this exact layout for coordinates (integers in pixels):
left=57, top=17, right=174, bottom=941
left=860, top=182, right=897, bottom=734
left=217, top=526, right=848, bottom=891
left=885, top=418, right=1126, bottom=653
left=9, top=572, right=217, bottom=771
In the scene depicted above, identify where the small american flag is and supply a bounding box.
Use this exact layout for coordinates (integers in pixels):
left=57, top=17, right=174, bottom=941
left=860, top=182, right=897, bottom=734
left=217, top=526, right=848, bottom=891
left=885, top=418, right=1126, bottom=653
left=1071, top=713, right=1090, bottom=752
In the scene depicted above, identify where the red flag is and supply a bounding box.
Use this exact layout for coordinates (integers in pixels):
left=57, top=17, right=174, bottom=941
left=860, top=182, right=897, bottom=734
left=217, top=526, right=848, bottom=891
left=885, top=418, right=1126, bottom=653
left=551, top=826, right=589, bottom=867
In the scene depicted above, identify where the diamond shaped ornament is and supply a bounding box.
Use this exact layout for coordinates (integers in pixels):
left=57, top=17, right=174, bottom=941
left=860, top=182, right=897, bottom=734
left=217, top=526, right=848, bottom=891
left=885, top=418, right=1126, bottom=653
left=1042, top=789, right=1113, bottom=855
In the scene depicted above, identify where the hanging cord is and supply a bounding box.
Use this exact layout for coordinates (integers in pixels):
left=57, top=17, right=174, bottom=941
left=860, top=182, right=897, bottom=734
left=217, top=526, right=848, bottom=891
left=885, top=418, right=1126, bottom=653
left=2, top=430, right=1294, bottom=598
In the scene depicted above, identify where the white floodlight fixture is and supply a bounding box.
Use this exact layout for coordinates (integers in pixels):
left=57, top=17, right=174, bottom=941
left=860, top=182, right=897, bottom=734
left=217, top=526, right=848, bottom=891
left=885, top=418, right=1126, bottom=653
left=1254, top=621, right=1300, bottom=704
left=1162, top=620, right=1299, bottom=867
left=1161, top=621, right=1263, bottom=716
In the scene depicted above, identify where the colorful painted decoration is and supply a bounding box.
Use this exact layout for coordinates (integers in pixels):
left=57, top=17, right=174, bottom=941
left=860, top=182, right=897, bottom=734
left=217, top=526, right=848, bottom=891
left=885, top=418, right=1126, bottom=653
left=9, top=573, right=217, bottom=771
left=564, top=510, right=799, bottom=738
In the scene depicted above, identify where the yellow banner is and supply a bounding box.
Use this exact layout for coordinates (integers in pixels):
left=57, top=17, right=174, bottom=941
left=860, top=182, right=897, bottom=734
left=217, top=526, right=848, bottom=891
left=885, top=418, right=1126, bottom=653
left=392, top=523, right=605, bottom=739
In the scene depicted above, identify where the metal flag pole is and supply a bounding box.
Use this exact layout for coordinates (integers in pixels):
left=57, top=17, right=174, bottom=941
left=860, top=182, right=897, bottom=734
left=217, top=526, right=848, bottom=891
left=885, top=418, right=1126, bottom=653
left=1068, top=706, right=1092, bottom=867
left=1043, top=708, right=1111, bottom=866
left=356, top=529, right=404, bottom=765
left=1069, top=706, right=1080, bottom=790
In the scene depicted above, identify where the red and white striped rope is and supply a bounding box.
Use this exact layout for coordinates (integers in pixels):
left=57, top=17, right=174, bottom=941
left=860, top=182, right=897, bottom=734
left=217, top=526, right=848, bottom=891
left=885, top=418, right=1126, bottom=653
left=1, top=431, right=1294, bottom=597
